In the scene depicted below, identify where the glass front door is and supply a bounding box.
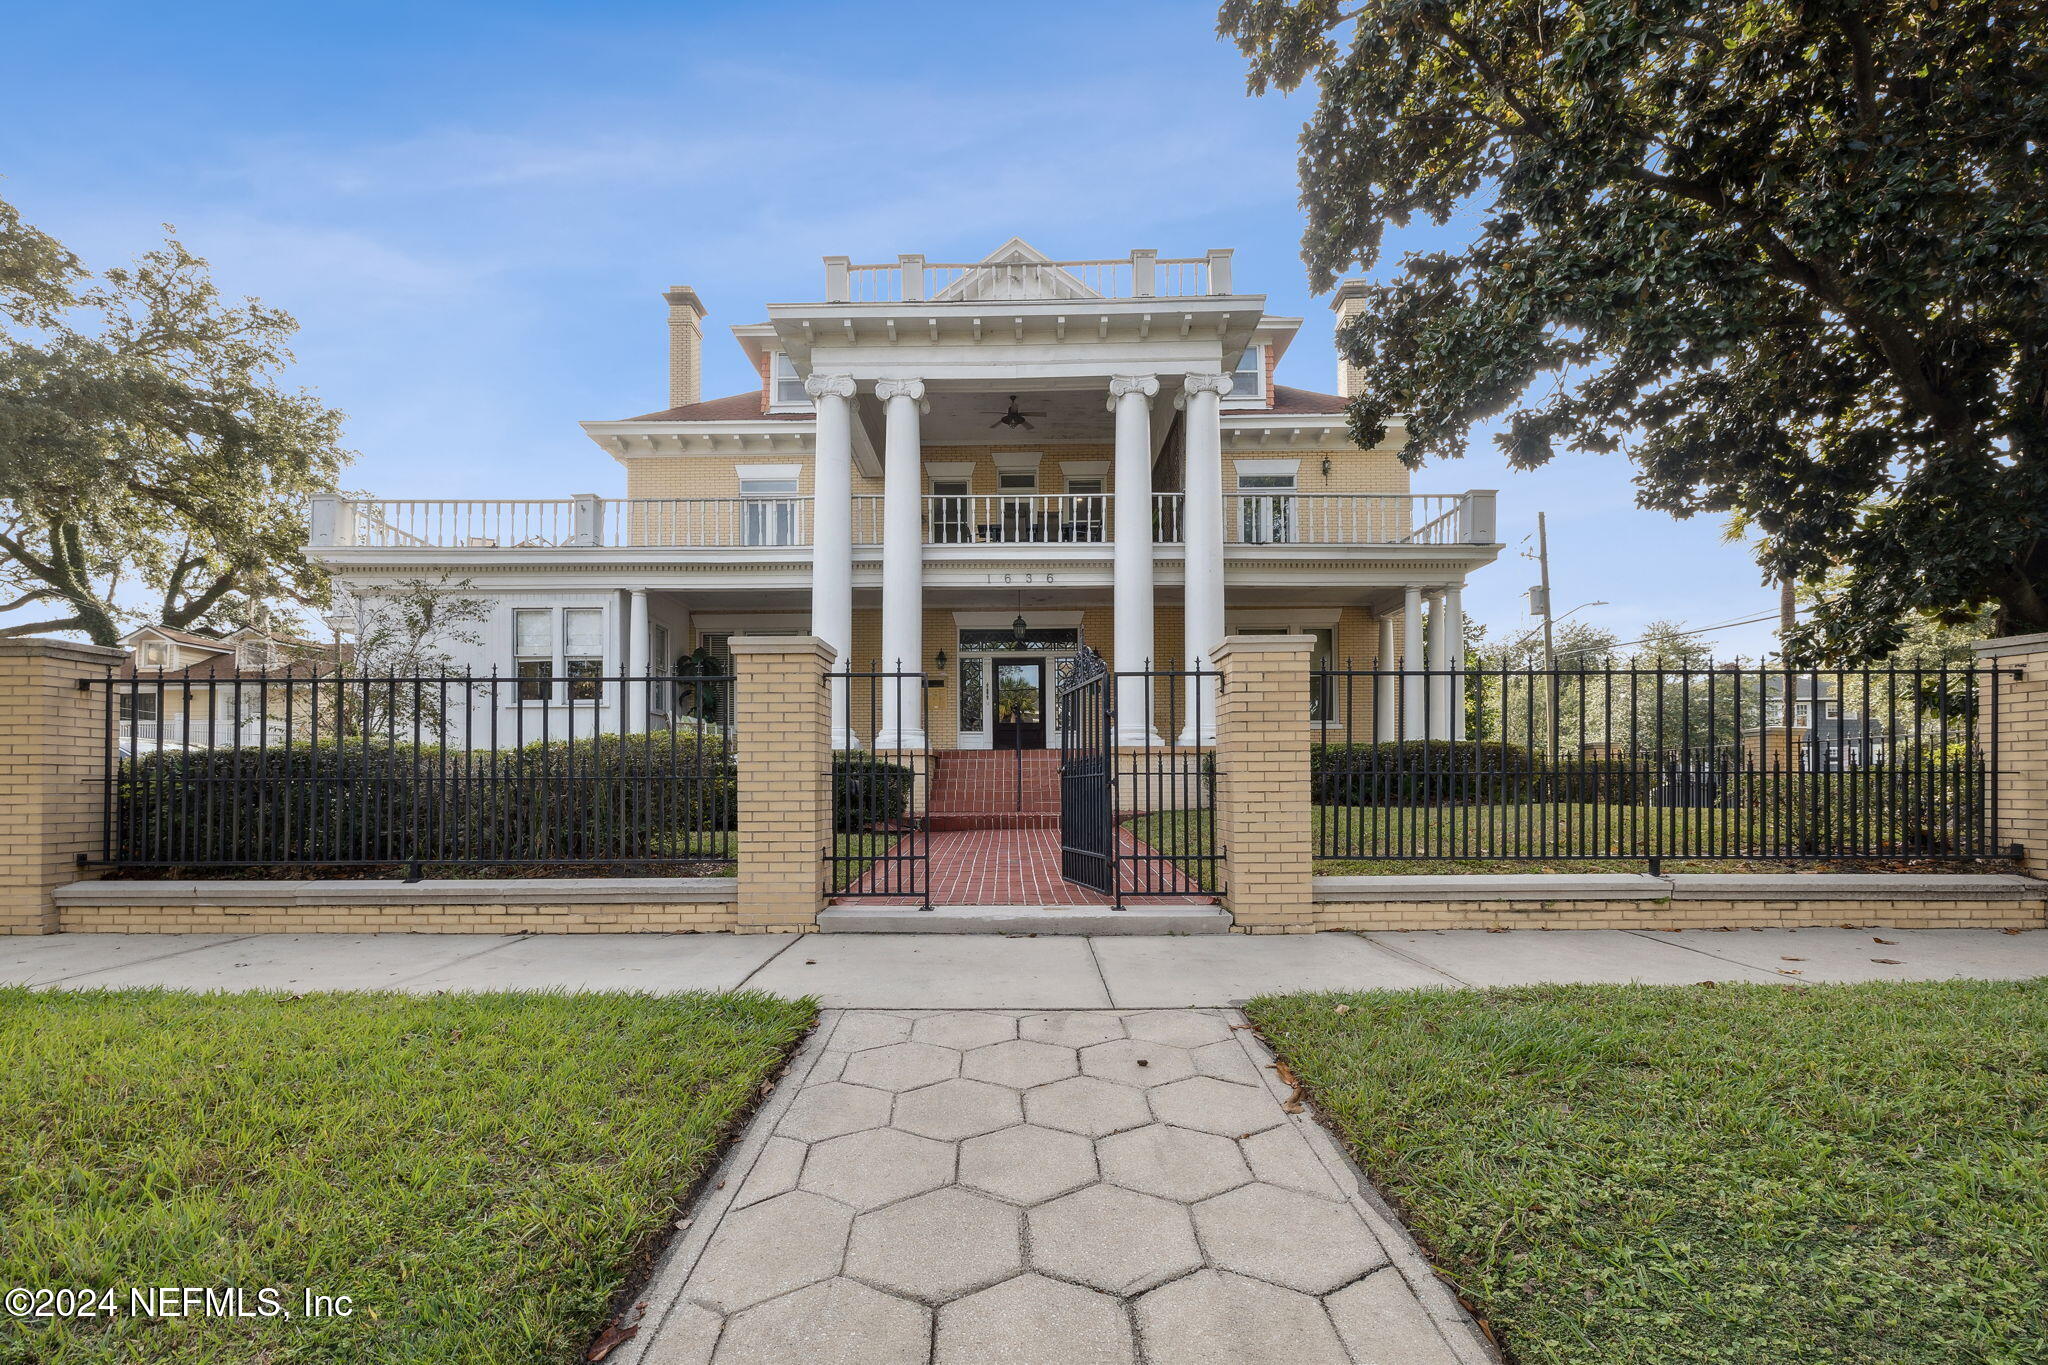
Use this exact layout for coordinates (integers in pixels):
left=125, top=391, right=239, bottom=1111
left=991, top=660, right=1047, bottom=749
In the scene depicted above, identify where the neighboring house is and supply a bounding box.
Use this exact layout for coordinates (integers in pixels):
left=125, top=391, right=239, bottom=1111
left=306, top=239, right=1503, bottom=749
left=116, top=625, right=343, bottom=749
left=1748, top=676, right=1890, bottom=770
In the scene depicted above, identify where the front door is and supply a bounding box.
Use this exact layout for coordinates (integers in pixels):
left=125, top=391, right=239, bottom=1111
left=992, top=660, right=1047, bottom=749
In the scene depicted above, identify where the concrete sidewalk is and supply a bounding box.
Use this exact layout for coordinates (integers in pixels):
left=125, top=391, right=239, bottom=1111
left=6, top=927, right=2045, bottom=1003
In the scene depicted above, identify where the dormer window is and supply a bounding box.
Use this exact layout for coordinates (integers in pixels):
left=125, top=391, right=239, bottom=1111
left=237, top=640, right=277, bottom=670
left=770, top=353, right=805, bottom=406
left=138, top=641, right=169, bottom=669
left=1228, top=344, right=1266, bottom=404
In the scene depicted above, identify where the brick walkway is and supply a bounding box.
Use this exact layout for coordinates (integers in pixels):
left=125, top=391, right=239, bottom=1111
left=840, top=829, right=1209, bottom=907
left=616, top=1009, right=1492, bottom=1365
left=927, top=751, right=1059, bottom=831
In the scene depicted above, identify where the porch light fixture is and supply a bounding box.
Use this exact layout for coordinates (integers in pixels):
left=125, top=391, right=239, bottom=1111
left=934, top=649, right=948, bottom=671
left=1321, top=456, right=1332, bottom=478
left=1011, top=614, right=1029, bottom=643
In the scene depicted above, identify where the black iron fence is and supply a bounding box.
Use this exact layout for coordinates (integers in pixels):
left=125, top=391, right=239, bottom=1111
left=1312, top=662, right=2013, bottom=868
left=1058, top=649, right=1220, bottom=902
left=825, top=667, right=931, bottom=904
left=98, top=671, right=737, bottom=875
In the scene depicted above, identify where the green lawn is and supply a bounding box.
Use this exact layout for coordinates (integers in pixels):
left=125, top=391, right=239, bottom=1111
left=1127, top=806, right=2010, bottom=876
left=0, top=988, right=814, bottom=1364
left=1248, top=983, right=2048, bottom=1365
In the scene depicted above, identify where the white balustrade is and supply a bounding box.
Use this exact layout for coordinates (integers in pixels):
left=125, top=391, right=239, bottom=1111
left=326, top=493, right=1481, bottom=550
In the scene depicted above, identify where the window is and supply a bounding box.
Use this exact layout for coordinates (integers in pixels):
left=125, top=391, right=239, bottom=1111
left=958, top=627, right=1079, bottom=652
left=236, top=639, right=277, bottom=670
left=138, top=641, right=169, bottom=669
left=1063, top=476, right=1106, bottom=543
left=648, top=623, right=671, bottom=713
left=770, top=353, right=805, bottom=406
left=513, top=606, right=606, bottom=702
left=739, top=475, right=801, bottom=546
left=1237, top=469, right=1297, bottom=544
left=1229, top=345, right=1266, bottom=403
left=998, top=470, right=1040, bottom=541
left=118, top=690, right=160, bottom=724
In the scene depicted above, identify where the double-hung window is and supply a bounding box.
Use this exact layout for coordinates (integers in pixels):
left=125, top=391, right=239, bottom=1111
left=739, top=473, right=801, bottom=547
left=514, top=607, right=606, bottom=701
left=769, top=353, right=806, bottom=407
left=930, top=478, right=973, bottom=544
left=1063, top=476, right=1105, bottom=542
left=1228, top=345, right=1266, bottom=405
left=1237, top=470, right=1297, bottom=544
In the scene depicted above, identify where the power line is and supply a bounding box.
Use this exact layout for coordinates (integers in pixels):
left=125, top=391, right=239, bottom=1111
left=1554, top=611, right=1782, bottom=660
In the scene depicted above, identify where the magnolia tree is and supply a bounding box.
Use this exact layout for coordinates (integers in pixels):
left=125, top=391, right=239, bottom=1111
left=1223, top=0, right=2048, bottom=659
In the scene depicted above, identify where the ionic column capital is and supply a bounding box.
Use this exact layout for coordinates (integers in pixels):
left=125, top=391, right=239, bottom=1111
left=1176, top=372, right=1234, bottom=409
left=875, top=378, right=928, bottom=411
left=1105, top=374, right=1160, bottom=411
left=804, top=373, right=856, bottom=401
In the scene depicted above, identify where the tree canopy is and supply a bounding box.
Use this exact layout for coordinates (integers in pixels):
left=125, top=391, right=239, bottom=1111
left=1222, top=0, right=2048, bottom=659
left=0, top=194, right=349, bottom=644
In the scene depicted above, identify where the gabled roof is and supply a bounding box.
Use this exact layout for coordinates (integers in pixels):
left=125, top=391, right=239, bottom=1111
left=623, top=391, right=810, bottom=424
left=1257, top=385, right=1350, bottom=416
left=121, top=623, right=232, bottom=653
left=932, top=237, right=1104, bottom=303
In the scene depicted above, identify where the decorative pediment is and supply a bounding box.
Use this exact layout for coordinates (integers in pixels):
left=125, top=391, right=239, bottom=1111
left=933, top=238, right=1103, bottom=302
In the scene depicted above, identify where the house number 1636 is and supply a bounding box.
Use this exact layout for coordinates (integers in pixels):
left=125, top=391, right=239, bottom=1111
left=985, top=573, right=1056, bottom=584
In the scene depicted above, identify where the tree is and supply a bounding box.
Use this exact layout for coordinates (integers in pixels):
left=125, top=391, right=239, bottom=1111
left=0, top=193, right=350, bottom=644
left=1222, top=0, right=2048, bottom=659
left=325, top=577, right=493, bottom=738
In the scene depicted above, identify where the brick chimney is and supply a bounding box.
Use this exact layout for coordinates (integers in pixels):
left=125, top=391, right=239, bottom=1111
left=664, top=285, right=707, bottom=410
left=1331, top=279, right=1369, bottom=399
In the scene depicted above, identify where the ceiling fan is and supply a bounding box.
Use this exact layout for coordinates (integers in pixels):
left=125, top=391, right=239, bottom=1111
left=986, top=395, right=1047, bottom=430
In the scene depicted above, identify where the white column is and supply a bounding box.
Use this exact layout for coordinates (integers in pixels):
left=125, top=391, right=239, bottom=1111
left=806, top=373, right=859, bottom=748
left=875, top=378, right=928, bottom=749
left=1375, top=613, right=1399, bottom=741
left=1444, top=584, right=1466, bottom=739
left=1401, top=585, right=1425, bottom=738
left=627, top=588, right=649, bottom=734
left=1176, top=372, right=1231, bottom=745
left=1426, top=590, right=1451, bottom=739
left=1109, top=375, right=1161, bottom=746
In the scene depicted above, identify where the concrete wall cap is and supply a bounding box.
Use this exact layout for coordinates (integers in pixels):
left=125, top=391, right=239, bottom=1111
left=727, top=634, right=836, bottom=661
left=1316, top=873, right=1667, bottom=902
left=0, top=637, right=128, bottom=664
left=52, top=878, right=739, bottom=907
left=1662, top=872, right=2043, bottom=901
left=1971, top=632, right=2048, bottom=658
left=1210, top=634, right=1317, bottom=661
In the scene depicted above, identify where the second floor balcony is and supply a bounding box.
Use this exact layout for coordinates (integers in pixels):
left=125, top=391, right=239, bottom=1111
left=309, top=491, right=1497, bottom=554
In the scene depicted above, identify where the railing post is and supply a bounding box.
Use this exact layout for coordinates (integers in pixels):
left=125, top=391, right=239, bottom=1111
left=307, top=493, right=350, bottom=547
left=823, top=255, right=851, bottom=302
left=733, top=635, right=836, bottom=932
left=1461, top=489, right=1498, bottom=544
left=0, top=639, right=126, bottom=934
left=1205, top=248, right=1233, bottom=294
left=571, top=493, right=603, bottom=546
left=1972, top=634, right=2048, bottom=880
left=899, top=253, right=925, bottom=302
left=1211, top=634, right=1317, bottom=932
left=1131, top=248, right=1158, bottom=298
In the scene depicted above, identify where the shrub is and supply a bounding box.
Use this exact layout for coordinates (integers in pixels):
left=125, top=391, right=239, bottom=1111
left=833, top=754, right=916, bottom=833
left=1310, top=740, right=1537, bottom=806
left=113, top=732, right=734, bottom=866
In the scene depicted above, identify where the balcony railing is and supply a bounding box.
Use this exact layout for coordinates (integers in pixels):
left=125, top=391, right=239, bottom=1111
left=311, top=491, right=1495, bottom=551
left=826, top=249, right=1232, bottom=303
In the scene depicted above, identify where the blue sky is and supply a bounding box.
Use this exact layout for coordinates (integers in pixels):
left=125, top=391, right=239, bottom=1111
left=3, top=0, right=1786, bottom=657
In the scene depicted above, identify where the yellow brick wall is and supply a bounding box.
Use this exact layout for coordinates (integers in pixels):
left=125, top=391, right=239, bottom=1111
left=733, top=636, right=832, bottom=931
left=0, top=641, right=124, bottom=934
left=1974, top=636, right=2047, bottom=876
left=61, top=899, right=739, bottom=934
left=1231, top=446, right=1410, bottom=497
left=1213, top=634, right=1317, bottom=930
left=1306, top=897, right=2046, bottom=933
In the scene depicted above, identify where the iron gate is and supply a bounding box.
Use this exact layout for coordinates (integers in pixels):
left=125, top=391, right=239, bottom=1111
left=825, top=666, right=931, bottom=906
left=1057, top=646, right=1117, bottom=893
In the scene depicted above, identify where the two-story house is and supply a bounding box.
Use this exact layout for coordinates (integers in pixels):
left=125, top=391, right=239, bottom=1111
left=306, top=239, right=1501, bottom=753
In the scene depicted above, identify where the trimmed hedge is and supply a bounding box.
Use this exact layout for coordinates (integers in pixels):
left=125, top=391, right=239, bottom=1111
left=833, top=754, right=917, bottom=833
left=1311, top=740, right=1538, bottom=806
left=113, top=734, right=734, bottom=866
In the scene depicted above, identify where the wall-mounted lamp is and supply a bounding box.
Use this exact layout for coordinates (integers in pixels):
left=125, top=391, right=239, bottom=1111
left=934, top=649, right=949, bottom=671
left=1321, top=456, right=1333, bottom=478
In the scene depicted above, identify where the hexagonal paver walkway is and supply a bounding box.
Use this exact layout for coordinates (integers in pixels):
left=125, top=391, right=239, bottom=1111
left=615, top=1009, right=1494, bottom=1365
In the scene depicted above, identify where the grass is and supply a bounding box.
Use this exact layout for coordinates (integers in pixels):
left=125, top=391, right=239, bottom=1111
left=1127, top=806, right=2013, bottom=877
left=1248, top=982, right=2048, bottom=1365
left=0, top=988, right=814, bottom=1364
